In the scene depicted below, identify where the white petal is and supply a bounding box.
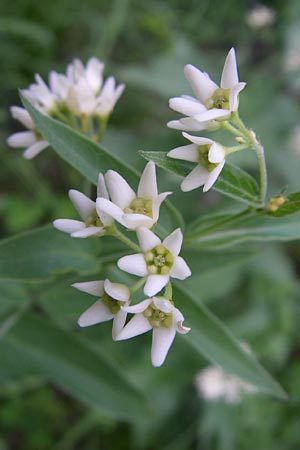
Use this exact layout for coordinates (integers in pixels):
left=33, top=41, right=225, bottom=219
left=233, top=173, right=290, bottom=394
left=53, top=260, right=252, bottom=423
left=163, top=228, right=183, bottom=256
left=208, top=142, right=226, bottom=163
left=181, top=165, right=209, bottom=192
left=123, top=213, right=154, bottom=230
left=105, top=170, right=136, bottom=209
left=144, top=275, right=169, bottom=297
left=194, top=109, right=230, bottom=122
left=153, top=297, right=173, bottom=313
left=182, top=132, right=213, bottom=146
left=71, top=226, right=103, bottom=238
left=167, top=119, right=191, bottom=130
left=204, top=161, right=225, bottom=192
left=23, top=141, right=49, bottom=159
left=152, top=192, right=171, bottom=222
left=229, top=82, right=246, bottom=111
left=221, top=48, right=239, bottom=89
left=69, top=189, right=95, bottom=220
left=151, top=327, right=176, bottom=367
left=86, top=57, right=104, bottom=93
left=184, top=65, right=218, bottom=103
left=169, top=97, right=206, bottom=116
left=97, top=172, right=109, bottom=199
left=117, top=254, right=148, bottom=277
left=112, top=309, right=127, bottom=340
left=167, top=144, right=199, bottom=162
left=7, top=131, right=37, bottom=148
left=78, top=300, right=113, bottom=327
left=122, top=299, right=152, bottom=314
left=170, top=256, right=191, bottom=280
left=10, top=106, right=34, bottom=129
left=167, top=117, right=212, bottom=132
left=116, top=314, right=152, bottom=340
left=96, top=198, right=126, bottom=226
left=104, top=279, right=130, bottom=302
left=137, top=161, right=158, bottom=199
left=136, top=227, right=161, bottom=252
left=72, top=280, right=104, bottom=296
left=173, top=308, right=191, bottom=334
left=53, top=219, right=85, bottom=234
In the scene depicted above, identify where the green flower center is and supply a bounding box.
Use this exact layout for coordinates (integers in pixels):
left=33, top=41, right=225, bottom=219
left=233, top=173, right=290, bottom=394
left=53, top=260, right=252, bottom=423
left=102, top=292, right=125, bottom=314
left=144, top=245, right=174, bottom=275
left=198, top=144, right=218, bottom=172
left=205, top=87, right=230, bottom=110
left=143, top=303, right=173, bottom=328
left=85, top=208, right=104, bottom=228
left=124, top=197, right=153, bottom=217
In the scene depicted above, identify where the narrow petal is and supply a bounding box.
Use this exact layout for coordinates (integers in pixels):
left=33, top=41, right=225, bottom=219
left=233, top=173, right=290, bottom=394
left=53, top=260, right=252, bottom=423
left=78, top=300, right=114, bottom=327
left=118, top=254, right=148, bottom=277
left=72, top=280, right=104, bottom=296
left=221, top=48, right=239, bottom=89
left=182, top=132, right=213, bottom=147
left=112, top=309, right=127, bottom=340
left=163, top=228, right=183, bottom=256
left=69, top=190, right=95, bottom=220
left=97, top=172, right=109, bottom=199
left=184, top=65, right=218, bottom=103
left=7, top=131, right=36, bottom=148
left=71, top=226, right=103, bottom=238
left=96, top=198, right=126, bottom=226
left=104, top=279, right=130, bottom=302
left=144, top=275, right=169, bottom=297
left=53, top=219, right=85, bottom=234
left=123, top=213, right=154, bottom=230
left=23, top=141, right=49, bottom=159
left=229, top=82, right=246, bottom=111
left=116, top=314, right=152, bottom=340
left=10, top=106, right=34, bottom=129
left=167, top=144, right=199, bottom=162
left=208, top=142, right=226, bottom=163
left=136, top=227, right=161, bottom=252
left=153, top=297, right=173, bottom=313
left=137, top=161, right=158, bottom=199
left=167, top=119, right=191, bottom=131
left=105, top=170, right=136, bottom=208
left=169, top=97, right=206, bottom=116
left=151, top=327, right=176, bottom=367
left=170, top=256, right=191, bottom=280
left=204, top=161, right=225, bottom=192
left=181, top=165, right=209, bottom=192
left=167, top=117, right=212, bottom=132
left=173, top=308, right=191, bottom=334
left=122, top=299, right=152, bottom=314
left=86, top=57, right=104, bottom=93
left=193, top=109, right=230, bottom=122
left=152, top=192, right=172, bottom=222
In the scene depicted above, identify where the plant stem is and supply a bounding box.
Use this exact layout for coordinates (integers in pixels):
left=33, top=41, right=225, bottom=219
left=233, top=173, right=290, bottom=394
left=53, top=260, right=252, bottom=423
left=226, top=144, right=248, bottom=154
left=108, top=223, right=140, bottom=253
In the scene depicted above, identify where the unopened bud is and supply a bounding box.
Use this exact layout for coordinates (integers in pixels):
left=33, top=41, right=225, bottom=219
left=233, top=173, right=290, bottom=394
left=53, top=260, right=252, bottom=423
left=235, top=136, right=246, bottom=144
left=267, top=195, right=286, bottom=212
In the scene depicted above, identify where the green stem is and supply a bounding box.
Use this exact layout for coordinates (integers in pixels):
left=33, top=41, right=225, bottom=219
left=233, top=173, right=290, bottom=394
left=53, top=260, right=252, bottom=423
left=221, top=120, right=242, bottom=136
left=108, top=223, right=140, bottom=253
left=130, top=277, right=147, bottom=294
left=226, top=144, right=248, bottom=155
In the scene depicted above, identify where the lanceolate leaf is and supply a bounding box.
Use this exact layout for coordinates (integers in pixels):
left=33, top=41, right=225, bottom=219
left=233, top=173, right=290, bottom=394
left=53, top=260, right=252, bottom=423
left=173, top=284, right=287, bottom=399
left=3, top=313, right=149, bottom=420
left=140, top=150, right=261, bottom=207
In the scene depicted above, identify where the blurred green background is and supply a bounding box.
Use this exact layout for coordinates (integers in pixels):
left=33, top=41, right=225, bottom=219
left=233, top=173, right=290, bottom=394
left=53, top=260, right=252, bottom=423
left=1, top=0, right=300, bottom=449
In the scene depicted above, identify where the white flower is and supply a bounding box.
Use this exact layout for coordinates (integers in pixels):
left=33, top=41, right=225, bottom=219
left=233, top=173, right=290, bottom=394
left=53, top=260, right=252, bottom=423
left=116, top=297, right=190, bottom=367
left=167, top=132, right=226, bottom=192
left=117, top=227, right=191, bottom=297
left=97, top=161, right=171, bottom=230
left=73, top=278, right=130, bottom=340
left=6, top=106, right=49, bottom=159
left=95, top=76, right=125, bottom=118
left=65, top=78, right=97, bottom=117
left=53, top=173, right=112, bottom=238
left=195, top=365, right=257, bottom=404
left=66, top=57, right=105, bottom=94
left=22, top=74, right=59, bottom=113
left=168, top=48, right=246, bottom=131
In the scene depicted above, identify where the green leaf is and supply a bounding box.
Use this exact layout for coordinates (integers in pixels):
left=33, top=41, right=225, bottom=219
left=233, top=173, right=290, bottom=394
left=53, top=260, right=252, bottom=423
left=3, top=313, right=149, bottom=420
left=184, top=214, right=300, bottom=250
left=0, top=225, right=126, bottom=281
left=268, top=192, right=300, bottom=217
left=140, top=151, right=261, bottom=207
left=174, top=284, right=287, bottom=399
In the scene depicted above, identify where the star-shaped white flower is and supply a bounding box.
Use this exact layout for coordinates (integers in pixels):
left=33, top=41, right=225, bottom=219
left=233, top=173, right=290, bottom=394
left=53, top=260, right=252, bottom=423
left=73, top=278, right=130, bottom=340
left=53, top=173, right=112, bottom=238
left=7, top=106, right=49, bottom=159
left=167, top=132, right=226, bottom=192
left=97, top=161, right=171, bottom=230
left=117, top=227, right=191, bottom=297
left=116, top=297, right=190, bottom=367
left=168, top=48, right=246, bottom=131
left=95, top=76, right=125, bottom=118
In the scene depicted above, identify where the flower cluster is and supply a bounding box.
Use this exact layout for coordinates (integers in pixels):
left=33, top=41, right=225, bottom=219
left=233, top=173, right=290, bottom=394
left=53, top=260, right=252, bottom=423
left=54, top=161, right=192, bottom=366
left=167, top=48, right=248, bottom=192
left=7, top=57, right=124, bottom=159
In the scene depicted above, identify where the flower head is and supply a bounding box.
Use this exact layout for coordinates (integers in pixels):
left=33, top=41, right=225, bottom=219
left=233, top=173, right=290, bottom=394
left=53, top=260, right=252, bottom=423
left=97, top=161, right=171, bottom=230
left=7, top=106, right=49, bottom=159
left=117, top=227, right=191, bottom=296
left=73, top=278, right=130, bottom=340
left=116, top=297, right=190, bottom=367
left=168, top=48, right=246, bottom=131
left=53, top=173, right=112, bottom=238
left=168, top=132, right=225, bottom=192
